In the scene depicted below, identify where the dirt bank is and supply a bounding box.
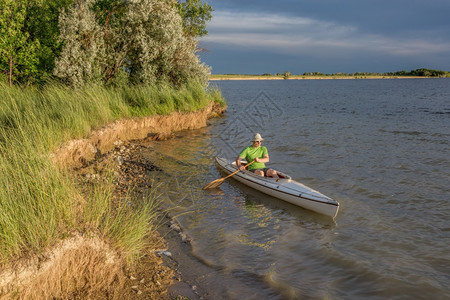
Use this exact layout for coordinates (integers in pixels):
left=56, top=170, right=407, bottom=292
left=51, top=102, right=225, bottom=169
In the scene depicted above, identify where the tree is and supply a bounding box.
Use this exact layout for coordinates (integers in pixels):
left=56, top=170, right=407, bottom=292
left=282, top=71, right=291, bottom=80
left=54, top=0, right=210, bottom=87
left=25, top=0, right=74, bottom=83
left=0, top=0, right=40, bottom=86
left=175, top=0, right=212, bottom=38
left=53, top=0, right=105, bottom=87
left=119, top=0, right=210, bottom=85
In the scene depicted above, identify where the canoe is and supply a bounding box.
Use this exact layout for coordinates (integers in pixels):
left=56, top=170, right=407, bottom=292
left=215, top=157, right=339, bottom=218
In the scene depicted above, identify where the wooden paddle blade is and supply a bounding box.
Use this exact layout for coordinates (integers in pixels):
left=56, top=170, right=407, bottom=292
left=202, top=177, right=226, bottom=189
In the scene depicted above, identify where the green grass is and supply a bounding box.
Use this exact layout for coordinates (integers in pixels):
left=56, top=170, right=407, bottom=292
left=0, top=80, right=225, bottom=264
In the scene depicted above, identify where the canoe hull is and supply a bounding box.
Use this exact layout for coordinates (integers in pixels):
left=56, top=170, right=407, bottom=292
left=215, top=157, right=339, bottom=218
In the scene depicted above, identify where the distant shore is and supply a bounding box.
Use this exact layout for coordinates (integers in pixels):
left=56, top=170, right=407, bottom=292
left=209, top=75, right=441, bottom=80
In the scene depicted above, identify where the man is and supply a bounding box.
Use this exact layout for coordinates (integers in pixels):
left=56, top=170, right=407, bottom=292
left=236, top=133, right=279, bottom=178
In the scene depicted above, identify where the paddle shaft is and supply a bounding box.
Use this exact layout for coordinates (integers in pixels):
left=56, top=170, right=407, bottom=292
left=225, top=161, right=254, bottom=179
left=220, top=160, right=255, bottom=180
left=202, top=160, right=255, bottom=189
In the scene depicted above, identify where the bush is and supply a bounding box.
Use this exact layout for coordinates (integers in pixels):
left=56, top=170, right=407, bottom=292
left=54, top=0, right=210, bottom=88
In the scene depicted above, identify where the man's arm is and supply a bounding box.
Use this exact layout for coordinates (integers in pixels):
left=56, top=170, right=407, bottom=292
left=255, top=154, right=270, bottom=163
left=236, top=155, right=245, bottom=170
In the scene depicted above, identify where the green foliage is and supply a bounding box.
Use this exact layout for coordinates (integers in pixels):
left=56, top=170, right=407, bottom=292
left=360, top=68, right=449, bottom=77
left=54, top=0, right=210, bottom=87
left=299, top=69, right=449, bottom=78
left=122, top=0, right=207, bottom=86
left=0, top=0, right=214, bottom=87
left=303, top=72, right=325, bottom=76
left=53, top=0, right=105, bottom=87
left=0, top=0, right=40, bottom=86
left=206, top=84, right=226, bottom=106
left=401, top=68, right=447, bottom=77
left=0, top=0, right=74, bottom=86
left=25, top=0, right=74, bottom=84
left=176, top=0, right=213, bottom=38
left=119, top=80, right=211, bottom=115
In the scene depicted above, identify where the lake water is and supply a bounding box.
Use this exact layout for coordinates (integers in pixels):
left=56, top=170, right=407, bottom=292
left=144, top=79, right=449, bottom=299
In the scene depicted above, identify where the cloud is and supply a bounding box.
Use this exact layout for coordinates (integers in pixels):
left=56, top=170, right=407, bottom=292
left=207, top=11, right=321, bottom=31
left=201, top=11, right=450, bottom=58
left=206, top=11, right=356, bottom=37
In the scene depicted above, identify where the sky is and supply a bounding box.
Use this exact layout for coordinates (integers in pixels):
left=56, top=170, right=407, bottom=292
left=198, top=0, right=450, bottom=74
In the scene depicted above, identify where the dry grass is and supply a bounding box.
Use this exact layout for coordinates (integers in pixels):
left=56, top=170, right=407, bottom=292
left=0, top=234, right=124, bottom=299
left=0, top=233, right=175, bottom=299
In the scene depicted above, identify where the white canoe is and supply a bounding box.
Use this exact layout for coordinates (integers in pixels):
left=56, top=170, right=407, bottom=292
left=215, top=157, right=339, bottom=218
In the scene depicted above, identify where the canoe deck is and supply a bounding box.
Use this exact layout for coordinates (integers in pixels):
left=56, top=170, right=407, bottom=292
left=215, top=157, right=339, bottom=218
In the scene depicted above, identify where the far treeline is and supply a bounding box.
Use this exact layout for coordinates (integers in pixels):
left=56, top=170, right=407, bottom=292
left=270, top=68, right=449, bottom=79
left=0, top=0, right=213, bottom=88
left=300, top=68, right=449, bottom=77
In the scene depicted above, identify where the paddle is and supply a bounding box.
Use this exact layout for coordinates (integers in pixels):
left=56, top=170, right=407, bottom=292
left=202, top=160, right=255, bottom=190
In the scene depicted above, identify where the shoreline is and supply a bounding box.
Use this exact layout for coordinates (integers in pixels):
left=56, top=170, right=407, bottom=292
left=83, top=140, right=212, bottom=299
left=74, top=137, right=218, bottom=299
left=1, top=103, right=226, bottom=298
left=51, top=102, right=225, bottom=169
left=113, top=138, right=240, bottom=299
left=65, top=104, right=227, bottom=299
left=209, top=75, right=443, bottom=80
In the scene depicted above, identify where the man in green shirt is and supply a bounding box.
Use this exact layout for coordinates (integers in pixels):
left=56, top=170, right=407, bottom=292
left=236, top=133, right=279, bottom=178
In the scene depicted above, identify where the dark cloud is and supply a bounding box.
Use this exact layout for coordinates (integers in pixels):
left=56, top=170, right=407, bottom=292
left=201, top=0, right=450, bottom=73
left=210, top=0, right=450, bottom=31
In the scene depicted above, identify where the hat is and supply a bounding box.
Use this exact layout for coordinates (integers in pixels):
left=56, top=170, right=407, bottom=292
left=252, top=133, right=264, bottom=142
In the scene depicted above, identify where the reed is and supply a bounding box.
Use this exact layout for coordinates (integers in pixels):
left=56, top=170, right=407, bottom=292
left=0, top=80, right=224, bottom=264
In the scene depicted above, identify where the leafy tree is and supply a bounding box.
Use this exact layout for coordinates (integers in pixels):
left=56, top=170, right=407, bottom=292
left=0, top=0, right=40, bottom=86
left=282, top=71, right=291, bottom=80
left=175, top=0, right=212, bottom=38
left=54, top=0, right=210, bottom=87
left=25, top=0, right=74, bottom=83
left=119, top=0, right=210, bottom=86
left=53, top=0, right=105, bottom=87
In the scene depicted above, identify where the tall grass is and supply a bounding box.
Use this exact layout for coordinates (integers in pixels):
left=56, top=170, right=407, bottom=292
left=0, top=80, right=225, bottom=264
left=0, top=112, right=77, bottom=260
left=79, top=167, right=160, bottom=264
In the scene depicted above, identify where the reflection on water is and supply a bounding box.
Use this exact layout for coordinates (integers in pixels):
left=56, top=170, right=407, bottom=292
left=140, top=79, right=449, bottom=299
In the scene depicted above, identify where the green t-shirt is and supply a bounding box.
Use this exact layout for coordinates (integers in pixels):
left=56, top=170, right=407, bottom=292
left=238, top=146, right=268, bottom=170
